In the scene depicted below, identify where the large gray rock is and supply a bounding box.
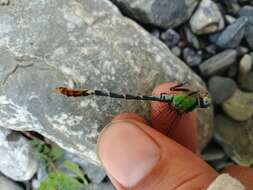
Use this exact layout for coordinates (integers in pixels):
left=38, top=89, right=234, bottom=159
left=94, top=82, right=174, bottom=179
left=0, top=128, right=38, bottom=181
left=0, top=174, right=23, bottom=190
left=0, top=0, right=212, bottom=165
left=110, top=0, right=198, bottom=28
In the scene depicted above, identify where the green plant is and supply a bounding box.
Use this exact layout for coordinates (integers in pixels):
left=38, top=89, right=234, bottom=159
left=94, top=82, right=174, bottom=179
left=30, top=139, right=88, bottom=190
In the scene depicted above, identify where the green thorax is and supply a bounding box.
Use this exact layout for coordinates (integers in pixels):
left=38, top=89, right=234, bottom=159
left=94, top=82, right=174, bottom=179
left=161, top=93, right=198, bottom=113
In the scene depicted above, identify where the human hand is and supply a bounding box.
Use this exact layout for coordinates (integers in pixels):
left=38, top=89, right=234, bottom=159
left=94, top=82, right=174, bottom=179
left=97, top=82, right=253, bottom=190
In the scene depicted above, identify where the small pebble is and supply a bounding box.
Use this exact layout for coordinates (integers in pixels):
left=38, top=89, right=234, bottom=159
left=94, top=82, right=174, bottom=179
left=199, top=49, right=237, bottom=76
left=183, top=48, right=202, bottom=66
left=216, top=17, right=248, bottom=49
left=202, top=147, right=226, bottom=162
left=210, top=159, right=234, bottom=171
left=184, top=27, right=200, bottom=49
left=190, top=0, right=224, bottom=34
left=222, top=0, right=240, bottom=14
left=222, top=89, right=253, bottom=121
left=160, top=29, right=180, bottom=47
left=239, top=6, right=253, bottom=49
left=239, top=54, right=252, bottom=80
left=225, top=15, right=236, bottom=24
left=208, top=76, right=237, bottom=104
left=205, top=44, right=217, bottom=55
left=171, top=46, right=181, bottom=57
left=236, top=46, right=249, bottom=56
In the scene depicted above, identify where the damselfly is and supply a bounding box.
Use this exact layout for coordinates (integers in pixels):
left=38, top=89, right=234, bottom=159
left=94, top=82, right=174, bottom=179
left=55, top=82, right=211, bottom=133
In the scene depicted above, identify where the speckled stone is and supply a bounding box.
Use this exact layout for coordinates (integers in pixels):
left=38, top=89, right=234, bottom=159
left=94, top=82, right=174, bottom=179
left=190, top=0, right=224, bottom=34
left=215, top=114, right=253, bottom=166
left=222, top=89, right=253, bottom=121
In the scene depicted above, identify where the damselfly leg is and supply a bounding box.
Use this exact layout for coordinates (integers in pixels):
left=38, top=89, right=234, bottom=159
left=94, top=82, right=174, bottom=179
left=170, top=81, right=189, bottom=92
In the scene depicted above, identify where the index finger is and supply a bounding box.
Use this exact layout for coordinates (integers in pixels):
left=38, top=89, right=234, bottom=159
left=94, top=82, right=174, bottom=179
left=151, top=82, right=198, bottom=153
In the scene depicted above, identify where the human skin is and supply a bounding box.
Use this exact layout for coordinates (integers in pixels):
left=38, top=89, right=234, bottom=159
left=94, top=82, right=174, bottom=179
left=97, top=82, right=253, bottom=190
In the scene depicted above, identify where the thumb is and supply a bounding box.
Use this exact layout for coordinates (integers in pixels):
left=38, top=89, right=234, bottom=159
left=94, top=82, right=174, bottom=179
left=97, top=115, right=218, bottom=190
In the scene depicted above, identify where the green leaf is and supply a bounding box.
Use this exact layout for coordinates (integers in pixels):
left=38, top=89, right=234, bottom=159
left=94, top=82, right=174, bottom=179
left=62, top=160, right=88, bottom=185
left=39, top=172, right=84, bottom=190
left=49, top=144, right=65, bottom=161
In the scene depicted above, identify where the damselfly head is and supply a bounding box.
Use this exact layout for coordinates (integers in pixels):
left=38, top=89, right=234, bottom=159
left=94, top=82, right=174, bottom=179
left=198, top=91, right=211, bottom=108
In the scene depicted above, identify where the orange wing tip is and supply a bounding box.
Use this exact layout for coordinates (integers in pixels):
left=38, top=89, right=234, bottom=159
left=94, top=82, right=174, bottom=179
left=54, top=87, right=63, bottom=93
left=54, top=87, right=68, bottom=96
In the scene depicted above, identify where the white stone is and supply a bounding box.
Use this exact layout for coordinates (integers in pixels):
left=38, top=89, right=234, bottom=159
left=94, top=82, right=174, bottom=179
left=0, top=127, right=38, bottom=181
left=239, top=54, right=252, bottom=79
left=190, top=0, right=224, bottom=34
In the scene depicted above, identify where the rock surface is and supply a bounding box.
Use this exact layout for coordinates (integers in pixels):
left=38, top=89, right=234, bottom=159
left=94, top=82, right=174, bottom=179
left=190, top=0, right=224, bottom=34
left=199, top=50, right=237, bottom=76
left=0, top=128, right=38, bottom=181
left=222, top=89, right=253, bottom=121
left=208, top=76, right=237, bottom=104
left=214, top=114, right=253, bottom=166
left=0, top=0, right=212, bottom=165
left=110, top=0, right=198, bottom=28
left=85, top=183, right=115, bottom=190
left=0, top=174, right=23, bottom=190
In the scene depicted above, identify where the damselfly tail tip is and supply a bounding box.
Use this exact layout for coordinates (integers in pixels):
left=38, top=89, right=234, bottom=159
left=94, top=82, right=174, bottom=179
left=54, top=86, right=91, bottom=97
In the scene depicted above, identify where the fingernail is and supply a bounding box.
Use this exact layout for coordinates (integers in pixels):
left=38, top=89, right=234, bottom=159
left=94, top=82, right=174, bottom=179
left=97, top=121, right=160, bottom=188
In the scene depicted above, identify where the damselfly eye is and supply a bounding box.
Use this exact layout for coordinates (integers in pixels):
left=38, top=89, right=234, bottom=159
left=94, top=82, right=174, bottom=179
left=203, top=97, right=210, bottom=106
